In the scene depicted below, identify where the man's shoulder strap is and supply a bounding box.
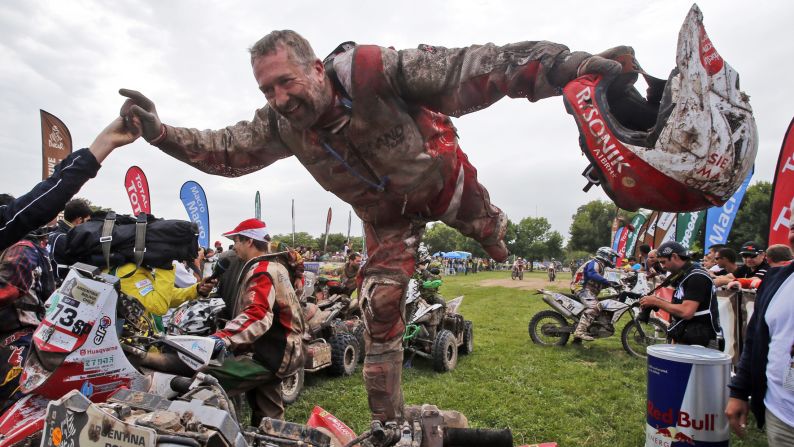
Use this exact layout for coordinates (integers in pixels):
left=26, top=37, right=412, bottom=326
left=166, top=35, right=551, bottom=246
left=323, top=41, right=357, bottom=103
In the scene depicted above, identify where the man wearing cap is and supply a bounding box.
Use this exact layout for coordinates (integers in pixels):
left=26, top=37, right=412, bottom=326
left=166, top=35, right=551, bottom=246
left=206, top=218, right=304, bottom=424
left=733, top=241, right=770, bottom=280
left=640, top=241, right=721, bottom=347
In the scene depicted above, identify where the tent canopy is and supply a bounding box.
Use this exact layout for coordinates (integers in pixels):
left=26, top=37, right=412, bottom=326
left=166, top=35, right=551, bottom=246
left=433, top=251, right=472, bottom=259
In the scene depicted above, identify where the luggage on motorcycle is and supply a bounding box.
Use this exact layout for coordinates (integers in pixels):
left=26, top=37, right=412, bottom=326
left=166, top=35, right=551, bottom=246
left=64, top=212, right=198, bottom=269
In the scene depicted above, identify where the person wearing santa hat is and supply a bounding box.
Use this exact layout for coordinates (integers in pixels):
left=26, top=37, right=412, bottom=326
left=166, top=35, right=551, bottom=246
left=205, top=218, right=304, bottom=424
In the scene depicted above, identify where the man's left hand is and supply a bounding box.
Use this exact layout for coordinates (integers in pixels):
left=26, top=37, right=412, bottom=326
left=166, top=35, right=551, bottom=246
left=578, top=46, right=641, bottom=77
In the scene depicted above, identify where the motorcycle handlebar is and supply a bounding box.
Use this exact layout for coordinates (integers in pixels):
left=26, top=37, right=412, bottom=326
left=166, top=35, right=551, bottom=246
left=443, top=428, right=513, bottom=447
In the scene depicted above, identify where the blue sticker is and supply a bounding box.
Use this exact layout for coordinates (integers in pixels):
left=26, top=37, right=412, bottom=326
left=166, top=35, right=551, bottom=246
left=80, top=381, right=94, bottom=397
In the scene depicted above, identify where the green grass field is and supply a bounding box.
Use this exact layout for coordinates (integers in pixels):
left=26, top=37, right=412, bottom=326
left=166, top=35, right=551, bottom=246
left=285, top=270, right=767, bottom=446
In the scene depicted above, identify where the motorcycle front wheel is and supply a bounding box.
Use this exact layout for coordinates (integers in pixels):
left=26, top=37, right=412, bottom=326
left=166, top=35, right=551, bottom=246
left=528, top=310, right=570, bottom=346
left=621, top=318, right=668, bottom=358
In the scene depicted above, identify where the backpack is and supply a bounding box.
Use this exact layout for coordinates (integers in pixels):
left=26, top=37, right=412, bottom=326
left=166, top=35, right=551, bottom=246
left=64, top=212, right=198, bottom=270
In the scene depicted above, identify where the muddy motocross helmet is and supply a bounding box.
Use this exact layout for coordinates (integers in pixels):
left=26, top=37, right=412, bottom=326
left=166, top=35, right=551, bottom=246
left=563, top=5, right=757, bottom=211
left=595, top=247, right=618, bottom=268
left=168, top=298, right=226, bottom=336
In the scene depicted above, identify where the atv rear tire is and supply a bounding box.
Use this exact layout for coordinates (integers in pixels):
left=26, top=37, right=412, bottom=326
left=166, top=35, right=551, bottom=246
left=460, top=320, right=474, bottom=355
left=329, top=333, right=358, bottom=376
left=528, top=310, right=570, bottom=346
left=432, top=329, right=458, bottom=372
left=281, top=368, right=304, bottom=405
left=353, top=322, right=366, bottom=363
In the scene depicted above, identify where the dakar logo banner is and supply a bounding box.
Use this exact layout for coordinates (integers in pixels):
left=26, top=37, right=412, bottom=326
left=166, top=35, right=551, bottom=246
left=769, top=117, right=794, bottom=245
left=704, top=167, right=753, bottom=249
left=124, top=166, right=151, bottom=215
left=40, top=110, right=72, bottom=180
left=180, top=181, right=210, bottom=248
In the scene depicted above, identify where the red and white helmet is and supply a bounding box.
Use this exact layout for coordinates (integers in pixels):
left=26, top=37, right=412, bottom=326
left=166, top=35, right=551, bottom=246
left=563, top=4, right=757, bottom=211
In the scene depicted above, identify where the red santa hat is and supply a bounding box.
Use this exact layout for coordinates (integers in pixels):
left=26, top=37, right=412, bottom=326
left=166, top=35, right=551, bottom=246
left=222, top=218, right=270, bottom=241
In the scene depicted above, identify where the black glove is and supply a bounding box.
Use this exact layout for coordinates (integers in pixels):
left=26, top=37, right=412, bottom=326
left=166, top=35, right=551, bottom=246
left=119, top=89, right=164, bottom=142
left=608, top=281, right=622, bottom=289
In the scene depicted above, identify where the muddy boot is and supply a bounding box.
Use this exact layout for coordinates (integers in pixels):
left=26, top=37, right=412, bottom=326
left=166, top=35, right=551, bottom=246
left=363, top=350, right=404, bottom=423
left=572, top=314, right=595, bottom=341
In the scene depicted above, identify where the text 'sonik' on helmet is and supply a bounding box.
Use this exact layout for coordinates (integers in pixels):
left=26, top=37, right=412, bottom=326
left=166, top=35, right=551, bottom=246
left=595, top=247, right=618, bottom=268
left=563, top=4, right=757, bottom=212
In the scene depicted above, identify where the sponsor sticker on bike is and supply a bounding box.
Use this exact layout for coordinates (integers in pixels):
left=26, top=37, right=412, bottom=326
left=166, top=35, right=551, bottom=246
left=71, top=281, right=100, bottom=306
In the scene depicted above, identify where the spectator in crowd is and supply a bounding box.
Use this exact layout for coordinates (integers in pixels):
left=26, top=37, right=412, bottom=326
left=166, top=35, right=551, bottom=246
left=734, top=241, right=770, bottom=280
left=644, top=249, right=663, bottom=280
left=640, top=241, right=721, bottom=347
left=727, top=244, right=794, bottom=291
left=713, top=248, right=739, bottom=287
left=705, top=244, right=726, bottom=274
left=214, top=240, right=224, bottom=254
left=339, top=252, right=362, bottom=296
left=0, top=116, right=141, bottom=251
left=0, top=228, right=56, bottom=410
left=47, top=198, right=93, bottom=283
left=639, top=244, right=651, bottom=268
left=725, top=259, right=794, bottom=445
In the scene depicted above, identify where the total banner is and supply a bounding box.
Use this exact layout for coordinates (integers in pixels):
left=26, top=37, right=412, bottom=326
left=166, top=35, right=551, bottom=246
left=40, top=110, right=72, bottom=180
left=704, top=167, right=753, bottom=249
left=179, top=181, right=210, bottom=248
left=612, top=226, right=625, bottom=252
left=675, top=211, right=705, bottom=249
left=768, top=117, right=794, bottom=245
left=124, top=166, right=151, bottom=215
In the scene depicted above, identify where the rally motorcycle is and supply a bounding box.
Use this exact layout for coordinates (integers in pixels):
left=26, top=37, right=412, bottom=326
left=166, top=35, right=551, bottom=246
left=0, top=263, right=217, bottom=447
left=528, top=272, right=668, bottom=358
left=403, top=279, right=473, bottom=372
left=510, top=265, right=523, bottom=281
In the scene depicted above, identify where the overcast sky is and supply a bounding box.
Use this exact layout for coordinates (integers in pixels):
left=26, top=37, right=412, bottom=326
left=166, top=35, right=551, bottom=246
left=1, top=0, right=791, bottom=246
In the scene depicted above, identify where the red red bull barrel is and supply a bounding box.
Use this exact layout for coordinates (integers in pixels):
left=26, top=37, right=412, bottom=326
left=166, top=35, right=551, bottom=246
left=646, top=344, right=731, bottom=446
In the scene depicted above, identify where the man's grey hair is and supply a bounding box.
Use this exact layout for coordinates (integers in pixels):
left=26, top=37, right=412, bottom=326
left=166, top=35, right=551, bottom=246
left=249, top=30, right=318, bottom=68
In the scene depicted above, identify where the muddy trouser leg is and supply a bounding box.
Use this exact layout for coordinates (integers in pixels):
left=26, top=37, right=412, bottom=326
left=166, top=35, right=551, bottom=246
left=205, top=355, right=283, bottom=424
left=573, top=290, right=599, bottom=337
left=431, top=148, right=507, bottom=261
left=360, top=219, right=424, bottom=423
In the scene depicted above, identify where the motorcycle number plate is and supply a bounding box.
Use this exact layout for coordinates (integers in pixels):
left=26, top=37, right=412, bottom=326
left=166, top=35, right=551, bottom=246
left=556, top=294, right=585, bottom=314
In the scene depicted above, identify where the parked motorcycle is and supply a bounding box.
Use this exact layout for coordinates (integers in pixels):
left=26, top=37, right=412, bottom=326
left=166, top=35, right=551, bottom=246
left=527, top=273, right=667, bottom=358
left=0, top=263, right=216, bottom=447
left=403, top=279, right=473, bottom=372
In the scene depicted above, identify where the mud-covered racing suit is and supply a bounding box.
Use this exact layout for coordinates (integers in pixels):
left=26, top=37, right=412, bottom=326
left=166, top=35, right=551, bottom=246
left=150, top=40, right=596, bottom=423
left=208, top=256, right=304, bottom=424
left=572, top=258, right=611, bottom=339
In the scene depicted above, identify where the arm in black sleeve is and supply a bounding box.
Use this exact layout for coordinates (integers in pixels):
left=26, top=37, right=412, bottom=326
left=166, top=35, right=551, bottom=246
left=728, top=305, right=757, bottom=400
left=0, top=148, right=101, bottom=251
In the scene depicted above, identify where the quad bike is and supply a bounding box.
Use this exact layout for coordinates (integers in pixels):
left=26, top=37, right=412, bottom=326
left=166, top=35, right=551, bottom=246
left=0, top=263, right=217, bottom=447
left=510, top=266, right=523, bottom=281
left=403, top=279, right=473, bottom=372
left=38, top=388, right=514, bottom=447
left=528, top=273, right=668, bottom=358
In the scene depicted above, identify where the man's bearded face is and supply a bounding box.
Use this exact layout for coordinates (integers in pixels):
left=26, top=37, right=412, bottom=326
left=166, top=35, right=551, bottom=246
left=253, top=47, right=331, bottom=130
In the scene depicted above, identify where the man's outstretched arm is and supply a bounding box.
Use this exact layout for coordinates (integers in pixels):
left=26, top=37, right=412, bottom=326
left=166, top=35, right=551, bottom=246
left=120, top=89, right=293, bottom=177
left=377, top=42, right=635, bottom=117
left=0, top=116, right=139, bottom=251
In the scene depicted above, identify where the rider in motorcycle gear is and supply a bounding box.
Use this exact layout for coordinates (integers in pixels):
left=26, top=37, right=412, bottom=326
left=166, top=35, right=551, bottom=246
left=572, top=247, right=617, bottom=341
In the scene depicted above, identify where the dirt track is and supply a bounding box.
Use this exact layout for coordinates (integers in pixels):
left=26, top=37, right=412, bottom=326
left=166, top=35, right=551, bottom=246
left=477, top=276, right=567, bottom=291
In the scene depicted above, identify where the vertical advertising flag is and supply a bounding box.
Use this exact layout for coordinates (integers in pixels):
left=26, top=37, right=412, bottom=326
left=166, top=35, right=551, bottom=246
left=705, top=168, right=754, bottom=248
left=291, top=199, right=296, bottom=245
left=768, top=117, right=794, bottom=246
left=676, top=211, right=705, bottom=249
left=180, top=181, right=210, bottom=248
left=625, top=213, right=648, bottom=258
left=255, top=191, right=261, bottom=220
left=615, top=223, right=633, bottom=265
left=653, top=212, right=677, bottom=248
left=640, top=211, right=660, bottom=250
left=124, top=166, right=151, bottom=215
left=40, top=110, right=72, bottom=180
left=323, top=207, right=332, bottom=252
left=346, top=210, right=352, bottom=243
left=612, top=226, right=625, bottom=252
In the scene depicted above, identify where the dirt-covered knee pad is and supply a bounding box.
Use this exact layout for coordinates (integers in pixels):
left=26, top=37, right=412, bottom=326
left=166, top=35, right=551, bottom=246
left=360, top=276, right=407, bottom=350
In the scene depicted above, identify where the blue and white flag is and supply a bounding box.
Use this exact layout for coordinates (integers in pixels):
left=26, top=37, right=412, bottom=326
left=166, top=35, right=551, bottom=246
left=180, top=181, right=210, bottom=248
left=704, top=168, right=753, bottom=249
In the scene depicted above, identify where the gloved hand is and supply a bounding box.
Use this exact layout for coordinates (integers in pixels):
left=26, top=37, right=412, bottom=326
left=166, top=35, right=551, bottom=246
left=208, top=335, right=227, bottom=359
left=119, top=89, right=165, bottom=143
left=608, top=281, right=622, bottom=289
left=578, top=46, right=641, bottom=77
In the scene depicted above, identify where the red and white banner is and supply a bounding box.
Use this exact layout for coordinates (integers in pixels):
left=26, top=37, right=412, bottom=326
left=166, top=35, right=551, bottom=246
left=768, top=117, right=794, bottom=246
left=124, top=166, right=151, bottom=215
